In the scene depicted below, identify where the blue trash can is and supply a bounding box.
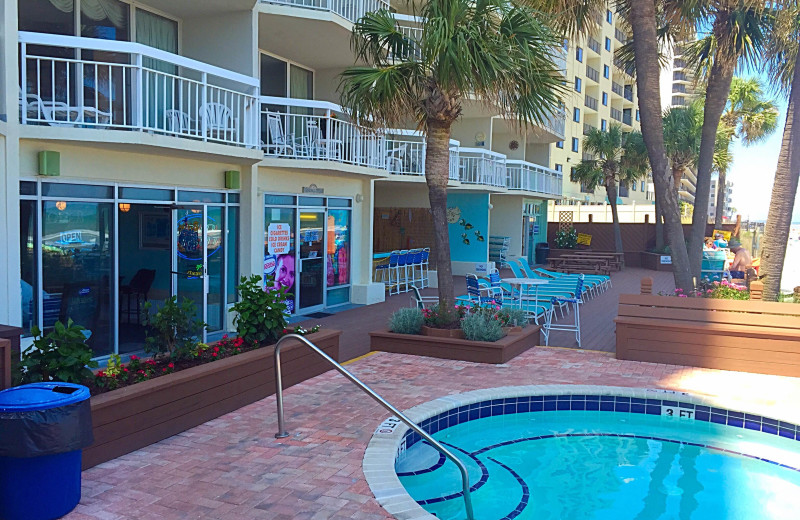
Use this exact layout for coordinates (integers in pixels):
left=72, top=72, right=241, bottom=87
left=0, top=382, right=93, bottom=520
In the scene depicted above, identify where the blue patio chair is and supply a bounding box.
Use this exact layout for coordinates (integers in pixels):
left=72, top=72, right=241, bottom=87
left=465, top=274, right=498, bottom=307
left=408, top=249, right=424, bottom=289
left=420, top=248, right=431, bottom=288
left=541, top=274, right=585, bottom=348
left=392, top=250, right=410, bottom=294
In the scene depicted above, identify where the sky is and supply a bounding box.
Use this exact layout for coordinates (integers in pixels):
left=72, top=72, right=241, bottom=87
left=726, top=91, right=799, bottom=223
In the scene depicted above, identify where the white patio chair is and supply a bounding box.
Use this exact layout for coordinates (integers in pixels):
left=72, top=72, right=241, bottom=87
left=165, top=109, right=193, bottom=135
left=305, top=119, right=342, bottom=160
left=263, top=113, right=297, bottom=156
left=200, top=102, right=239, bottom=143
left=386, top=142, right=407, bottom=173
left=20, top=92, right=83, bottom=127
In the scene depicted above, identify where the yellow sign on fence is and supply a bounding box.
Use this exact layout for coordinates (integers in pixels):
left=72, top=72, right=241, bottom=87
left=577, top=233, right=592, bottom=246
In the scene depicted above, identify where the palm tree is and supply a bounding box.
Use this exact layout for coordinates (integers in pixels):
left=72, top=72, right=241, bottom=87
left=682, top=2, right=772, bottom=280
left=760, top=2, right=800, bottom=301
left=339, top=0, right=564, bottom=315
left=571, top=126, right=650, bottom=253
left=626, top=0, right=694, bottom=292
left=714, top=77, right=779, bottom=224
left=663, top=102, right=703, bottom=191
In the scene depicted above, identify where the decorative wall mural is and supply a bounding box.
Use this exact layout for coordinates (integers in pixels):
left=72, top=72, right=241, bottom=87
left=451, top=213, right=484, bottom=245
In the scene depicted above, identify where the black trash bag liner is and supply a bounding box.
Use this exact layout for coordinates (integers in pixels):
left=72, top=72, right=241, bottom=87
left=0, top=400, right=93, bottom=458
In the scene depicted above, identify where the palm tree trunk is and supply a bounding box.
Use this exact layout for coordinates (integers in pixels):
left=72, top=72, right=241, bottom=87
left=654, top=190, right=664, bottom=250
left=424, top=120, right=456, bottom=312
left=761, top=50, right=800, bottom=301
left=688, top=26, right=737, bottom=280
left=672, top=165, right=683, bottom=190
left=606, top=181, right=624, bottom=254
left=714, top=168, right=727, bottom=225
left=628, top=0, right=693, bottom=292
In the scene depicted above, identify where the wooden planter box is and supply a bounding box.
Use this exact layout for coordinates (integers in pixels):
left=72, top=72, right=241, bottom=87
left=0, top=339, right=10, bottom=390
left=83, top=329, right=341, bottom=469
left=641, top=252, right=673, bottom=271
left=616, top=295, right=800, bottom=377
left=369, top=326, right=540, bottom=364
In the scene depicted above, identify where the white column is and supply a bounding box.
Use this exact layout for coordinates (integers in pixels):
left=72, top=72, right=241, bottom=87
left=351, top=178, right=385, bottom=305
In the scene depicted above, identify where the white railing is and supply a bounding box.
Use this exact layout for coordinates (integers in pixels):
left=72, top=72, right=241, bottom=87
left=544, top=107, right=566, bottom=139
left=506, top=160, right=562, bottom=197
left=385, top=135, right=425, bottom=175
left=261, top=97, right=386, bottom=168
left=263, top=0, right=390, bottom=23
left=19, top=32, right=259, bottom=148
left=449, top=141, right=460, bottom=180
left=458, top=148, right=507, bottom=187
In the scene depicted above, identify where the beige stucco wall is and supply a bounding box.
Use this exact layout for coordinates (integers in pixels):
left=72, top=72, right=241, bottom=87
left=489, top=194, right=524, bottom=259
left=18, top=140, right=244, bottom=189
left=183, top=10, right=258, bottom=78
left=374, top=181, right=430, bottom=208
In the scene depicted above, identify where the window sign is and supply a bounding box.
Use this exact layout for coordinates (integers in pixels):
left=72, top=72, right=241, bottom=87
left=267, top=223, right=291, bottom=254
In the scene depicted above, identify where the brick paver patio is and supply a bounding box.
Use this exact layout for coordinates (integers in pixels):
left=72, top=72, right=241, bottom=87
left=67, top=346, right=800, bottom=520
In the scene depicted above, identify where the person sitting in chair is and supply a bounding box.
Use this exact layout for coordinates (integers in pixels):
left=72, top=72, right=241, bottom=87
left=728, top=240, right=752, bottom=280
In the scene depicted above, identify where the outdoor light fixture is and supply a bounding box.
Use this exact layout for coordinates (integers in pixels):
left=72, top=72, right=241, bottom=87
left=55, top=201, right=67, bottom=211
left=119, top=203, right=131, bottom=213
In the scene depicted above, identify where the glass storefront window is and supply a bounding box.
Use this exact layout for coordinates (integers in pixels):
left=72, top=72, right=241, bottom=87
left=206, top=206, right=225, bottom=332
left=20, top=201, right=38, bottom=337
left=227, top=207, right=240, bottom=304
left=42, top=201, right=114, bottom=357
left=264, top=207, right=296, bottom=314
left=327, top=210, right=350, bottom=287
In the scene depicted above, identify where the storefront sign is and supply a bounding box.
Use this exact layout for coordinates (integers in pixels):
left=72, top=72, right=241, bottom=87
left=302, top=184, right=324, bottom=194
left=660, top=256, right=672, bottom=265
left=577, top=233, right=592, bottom=246
left=533, top=224, right=540, bottom=234
left=267, top=223, right=291, bottom=254
left=60, top=230, right=83, bottom=244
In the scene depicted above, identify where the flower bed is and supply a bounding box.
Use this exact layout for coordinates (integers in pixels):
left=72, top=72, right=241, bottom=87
left=83, top=328, right=340, bottom=469
left=669, top=279, right=749, bottom=300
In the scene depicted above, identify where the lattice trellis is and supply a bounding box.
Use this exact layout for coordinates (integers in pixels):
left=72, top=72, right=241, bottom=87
left=558, top=211, right=573, bottom=232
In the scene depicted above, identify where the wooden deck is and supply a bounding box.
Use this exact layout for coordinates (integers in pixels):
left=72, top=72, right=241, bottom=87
left=294, top=267, right=676, bottom=360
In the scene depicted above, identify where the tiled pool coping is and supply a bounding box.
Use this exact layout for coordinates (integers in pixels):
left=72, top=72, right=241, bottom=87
left=362, top=384, right=800, bottom=520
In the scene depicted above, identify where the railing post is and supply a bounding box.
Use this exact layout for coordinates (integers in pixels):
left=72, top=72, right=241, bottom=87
left=201, top=72, right=208, bottom=141
left=132, top=53, right=143, bottom=130
left=20, top=42, right=27, bottom=125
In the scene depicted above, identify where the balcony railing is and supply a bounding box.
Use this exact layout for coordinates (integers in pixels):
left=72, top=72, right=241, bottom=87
left=673, top=71, right=688, bottom=82
left=506, top=161, right=562, bottom=197
left=587, top=37, right=601, bottom=54
left=610, top=108, right=622, bottom=122
left=623, top=88, right=634, bottom=102
left=613, top=58, right=633, bottom=77
left=611, top=81, right=623, bottom=96
left=458, top=148, right=507, bottom=187
left=583, top=122, right=596, bottom=135
left=615, top=28, right=628, bottom=44
left=261, top=97, right=386, bottom=167
left=262, top=0, right=390, bottom=24
left=586, top=65, right=600, bottom=83
left=585, top=95, right=598, bottom=111
left=543, top=107, right=566, bottom=139
left=19, top=32, right=260, bottom=148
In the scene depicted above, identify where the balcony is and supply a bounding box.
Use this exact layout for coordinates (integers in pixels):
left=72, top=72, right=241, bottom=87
left=613, top=58, right=633, bottom=77
left=19, top=32, right=260, bottom=149
left=673, top=71, right=688, bottom=82
left=610, top=108, right=622, bottom=122
left=585, top=95, right=598, bottom=111
left=506, top=161, right=563, bottom=198
left=583, top=122, right=597, bottom=135
left=623, top=87, right=634, bottom=102
left=261, top=0, right=389, bottom=24
left=611, top=81, right=623, bottom=96
left=383, top=129, right=460, bottom=180
left=622, top=113, right=632, bottom=126
left=543, top=107, right=566, bottom=140
left=586, top=65, right=600, bottom=83
left=615, top=28, right=628, bottom=44
left=588, top=37, right=601, bottom=54
left=458, top=148, right=507, bottom=187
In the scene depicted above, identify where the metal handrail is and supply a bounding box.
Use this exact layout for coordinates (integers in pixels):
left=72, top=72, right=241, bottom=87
left=273, top=334, right=475, bottom=520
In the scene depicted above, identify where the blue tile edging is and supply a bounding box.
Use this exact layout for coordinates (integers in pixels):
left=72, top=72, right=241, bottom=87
left=363, top=385, right=800, bottom=520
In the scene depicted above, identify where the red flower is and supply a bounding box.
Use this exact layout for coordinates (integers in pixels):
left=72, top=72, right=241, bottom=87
left=212, top=352, right=218, bottom=358
left=168, top=362, right=174, bottom=368
left=213, top=346, right=220, bottom=352
left=130, top=355, right=139, bottom=360
left=233, top=338, right=244, bottom=347
left=162, top=368, right=168, bottom=372
left=123, top=368, right=129, bottom=372
left=222, top=334, right=228, bottom=339
left=97, top=370, right=106, bottom=377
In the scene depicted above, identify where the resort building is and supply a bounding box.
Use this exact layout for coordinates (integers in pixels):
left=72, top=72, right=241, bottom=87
left=555, top=9, right=654, bottom=207
left=0, top=0, right=567, bottom=358
left=709, top=176, right=735, bottom=222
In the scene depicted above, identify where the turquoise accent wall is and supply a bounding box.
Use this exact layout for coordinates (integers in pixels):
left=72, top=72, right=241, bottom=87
left=447, top=193, right=490, bottom=262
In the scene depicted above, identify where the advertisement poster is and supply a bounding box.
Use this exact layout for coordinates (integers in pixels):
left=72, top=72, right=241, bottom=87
left=265, top=209, right=296, bottom=313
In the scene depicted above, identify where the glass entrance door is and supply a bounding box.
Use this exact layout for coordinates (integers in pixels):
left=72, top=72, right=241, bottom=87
left=298, top=210, right=325, bottom=310
left=174, top=206, right=206, bottom=335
